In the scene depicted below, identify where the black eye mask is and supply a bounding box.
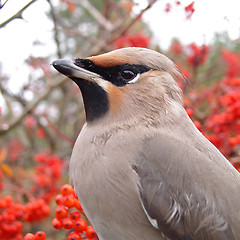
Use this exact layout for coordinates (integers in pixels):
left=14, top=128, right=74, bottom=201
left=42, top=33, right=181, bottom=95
left=74, top=58, right=150, bottom=86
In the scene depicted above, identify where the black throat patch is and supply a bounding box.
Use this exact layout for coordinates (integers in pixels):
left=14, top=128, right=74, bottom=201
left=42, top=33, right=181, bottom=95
left=70, top=77, right=109, bottom=122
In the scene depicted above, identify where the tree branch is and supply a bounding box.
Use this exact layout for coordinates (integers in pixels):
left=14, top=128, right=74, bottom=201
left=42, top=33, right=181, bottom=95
left=0, top=0, right=10, bottom=9
left=0, top=0, right=37, bottom=28
left=0, top=77, right=68, bottom=136
left=1, top=83, right=58, bottom=151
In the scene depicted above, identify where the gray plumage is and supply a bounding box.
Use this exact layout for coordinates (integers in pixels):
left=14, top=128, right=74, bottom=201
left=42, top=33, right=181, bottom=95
left=53, top=47, right=240, bottom=240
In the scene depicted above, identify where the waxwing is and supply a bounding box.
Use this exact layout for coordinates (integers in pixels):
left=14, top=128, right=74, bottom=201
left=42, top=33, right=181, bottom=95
left=53, top=47, right=240, bottom=240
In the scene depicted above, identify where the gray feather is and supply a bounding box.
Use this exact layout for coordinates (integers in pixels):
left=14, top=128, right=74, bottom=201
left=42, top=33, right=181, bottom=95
left=134, top=134, right=240, bottom=240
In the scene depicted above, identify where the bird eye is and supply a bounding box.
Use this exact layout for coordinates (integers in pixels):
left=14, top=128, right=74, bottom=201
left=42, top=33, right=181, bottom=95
left=121, top=69, right=136, bottom=81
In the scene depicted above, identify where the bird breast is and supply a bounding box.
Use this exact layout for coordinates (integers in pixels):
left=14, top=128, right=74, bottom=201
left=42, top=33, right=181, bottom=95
left=69, top=123, right=165, bottom=240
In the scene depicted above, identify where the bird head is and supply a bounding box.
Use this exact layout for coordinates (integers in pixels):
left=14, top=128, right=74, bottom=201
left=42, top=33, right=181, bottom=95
left=53, top=47, right=183, bottom=125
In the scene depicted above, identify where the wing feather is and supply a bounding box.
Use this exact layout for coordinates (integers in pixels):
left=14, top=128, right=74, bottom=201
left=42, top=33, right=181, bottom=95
left=134, top=134, right=239, bottom=240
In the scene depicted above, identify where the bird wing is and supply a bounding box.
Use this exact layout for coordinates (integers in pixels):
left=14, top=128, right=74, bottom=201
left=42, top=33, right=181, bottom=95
left=134, top=134, right=238, bottom=240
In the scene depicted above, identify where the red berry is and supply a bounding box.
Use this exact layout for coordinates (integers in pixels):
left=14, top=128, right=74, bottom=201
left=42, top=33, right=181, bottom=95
left=24, top=233, right=36, bottom=240
left=63, top=218, right=74, bottom=229
left=74, top=219, right=87, bottom=233
left=55, top=206, right=68, bottom=219
left=52, top=218, right=63, bottom=229
left=70, top=210, right=81, bottom=221
left=67, top=232, right=81, bottom=240
left=35, top=231, right=46, bottom=240
left=63, top=196, right=76, bottom=208
left=61, top=184, right=74, bottom=196
left=86, top=226, right=97, bottom=239
left=56, top=194, right=64, bottom=205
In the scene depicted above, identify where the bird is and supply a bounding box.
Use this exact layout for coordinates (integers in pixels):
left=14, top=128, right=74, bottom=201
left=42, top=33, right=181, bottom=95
left=52, top=47, right=240, bottom=240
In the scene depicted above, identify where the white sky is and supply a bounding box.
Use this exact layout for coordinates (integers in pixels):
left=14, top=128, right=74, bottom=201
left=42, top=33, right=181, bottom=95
left=139, top=0, right=240, bottom=48
left=0, top=0, right=240, bottom=96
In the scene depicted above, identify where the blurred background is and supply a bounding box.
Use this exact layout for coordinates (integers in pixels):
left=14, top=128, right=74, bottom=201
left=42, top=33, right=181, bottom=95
left=0, top=0, right=240, bottom=239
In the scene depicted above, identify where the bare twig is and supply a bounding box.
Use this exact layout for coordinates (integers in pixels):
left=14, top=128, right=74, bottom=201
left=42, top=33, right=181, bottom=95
left=0, top=77, right=68, bottom=136
left=79, top=0, right=113, bottom=31
left=0, top=0, right=37, bottom=28
left=0, top=0, right=10, bottom=9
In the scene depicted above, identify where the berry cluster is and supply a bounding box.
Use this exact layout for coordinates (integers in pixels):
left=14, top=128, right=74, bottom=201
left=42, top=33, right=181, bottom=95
left=222, top=50, right=240, bottom=78
left=186, top=43, right=209, bottom=68
left=23, top=199, right=50, bottom=223
left=170, top=41, right=209, bottom=77
left=0, top=196, right=23, bottom=240
left=52, top=184, right=98, bottom=240
left=203, top=50, right=240, bottom=156
left=180, top=48, right=240, bottom=161
left=32, top=153, right=64, bottom=202
left=0, top=196, right=50, bottom=240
